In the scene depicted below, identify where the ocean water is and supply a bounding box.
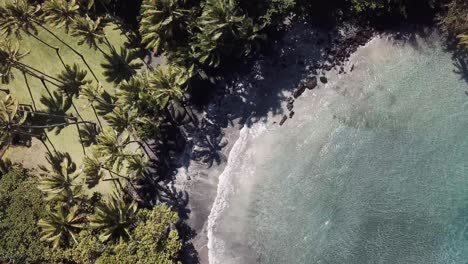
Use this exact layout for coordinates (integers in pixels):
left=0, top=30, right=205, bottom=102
left=208, top=33, right=468, bottom=264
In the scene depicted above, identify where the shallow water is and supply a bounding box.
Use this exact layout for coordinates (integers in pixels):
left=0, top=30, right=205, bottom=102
left=208, top=33, right=468, bottom=264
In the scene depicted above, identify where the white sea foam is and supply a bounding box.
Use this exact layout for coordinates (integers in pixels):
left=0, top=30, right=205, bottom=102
left=207, top=123, right=267, bottom=264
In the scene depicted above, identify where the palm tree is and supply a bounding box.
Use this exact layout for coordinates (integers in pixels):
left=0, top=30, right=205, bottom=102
left=125, top=152, right=148, bottom=181
left=138, top=0, right=191, bottom=54
left=0, top=40, right=29, bottom=84
left=38, top=205, right=83, bottom=248
left=0, top=0, right=67, bottom=65
left=71, top=15, right=108, bottom=53
left=80, top=82, right=105, bottom=129
left=0, top=40, right=65, bottom=88
left=192, top=0, right=265, bottom=67
left=88, top=192, right=138, bottom=242
left=94, top=129, right=130, bottom=170
left=116, top=73, right=149, bottom=111
left=0, top=0, right=100, bottom=82
left=57, top=63, right=90, bottom=119
left=38, top=153, right=83, bottom=203
left=78, top=122, right=99, bottom=147
left=0, top=94, right=28, bottom=146
left=148, top=65, right=198, bottom=125
left=42, top=0, right=80, bottom=33
left=0, top=0, right=38, bottom=39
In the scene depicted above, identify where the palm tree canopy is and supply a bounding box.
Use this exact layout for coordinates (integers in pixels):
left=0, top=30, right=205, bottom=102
left=94, top=129, right=129, bottom=170
left=88, top=192, right=138, bottom=242
left=71, top=15, right=107, bottom=49
left=148, top=65, right=189, bottom=109
left=125, top=152, right=148, bottom=180
left=116, top=73, right=147, bottom=111
left=38, top=205, right=83, bottom=248
left=139, top=0, right=190, bottom=54
left=80, top=82, right=104, bottom=103
left=0, top=94, right=27, bottom=144
left=104, top=106, right=138, bottom=134
left=38, top=152, right=83, bottom=203
left=192, top=0, right=265, bottom=67
left=0, top=40, right=29, bottom=84
left=82, top=151, right=104, bottom=187
left=0, top=0, right=40, bottom=39
left=42, top=0, right=80, bottom=33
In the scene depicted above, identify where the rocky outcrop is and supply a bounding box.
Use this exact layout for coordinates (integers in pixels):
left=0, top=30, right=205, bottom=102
left=306, top=77, right=317, bottom=90
left=293, top=84, right=307, bottom=98
left=279, top=115, right=288, bottom=126
left=320, top=76, right=328, bottom=83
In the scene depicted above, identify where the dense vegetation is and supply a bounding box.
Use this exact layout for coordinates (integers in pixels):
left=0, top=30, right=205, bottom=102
left=0, top=0, right=465, bottom=263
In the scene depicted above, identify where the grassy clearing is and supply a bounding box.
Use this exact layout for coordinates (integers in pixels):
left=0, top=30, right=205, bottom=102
left=2, top=23, right=136, bottom=195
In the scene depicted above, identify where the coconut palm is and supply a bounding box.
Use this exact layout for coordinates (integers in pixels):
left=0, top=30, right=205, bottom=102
left=0, top=0, right=99, bottom=82
left=0, top=0, right=69, bottom=65
left=78, top=122, right=99, bottom=147
left=94, top=129, right=130, bottom=170
left=71, top=15, right=108, bottom=52
left=39, top=90, right=73, bottom=134
left=88, top=192, right=138, bottom=242
left=0, top=40, right=29, bottom=84
left=104, top=106, right=138, bottom=134
left=148, top=65, right=197, bottom=125
left=116, top=73, right=149, bottom=111
left=138, top=0, right=191, bottom=54
left=80, top=82, right=105, bottom=129
left=125, top=152, right=148, bottom=181
left=192, top=0, right=265, bottom=67
left=42, top=0, right=80, bottom=33
left=82, top=152, right=104, bottom=187
left=38, top=205, right=83, bottom=248
left=0, top=40, right=65, bottom=88
left=38, top=153, right=83, bottom=203
left=0, top=94, right=28, bottom=146
left=0, top=0, right=39, bottom=39
left=57, top=63, right=90, bottom=118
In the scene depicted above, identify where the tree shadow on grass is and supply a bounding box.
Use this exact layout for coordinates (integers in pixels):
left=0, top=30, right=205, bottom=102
left=101, top=48, right=143, bottom=84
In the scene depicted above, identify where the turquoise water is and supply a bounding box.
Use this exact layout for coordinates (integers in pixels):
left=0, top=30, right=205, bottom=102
left=208, top=34, right=468, bottom=264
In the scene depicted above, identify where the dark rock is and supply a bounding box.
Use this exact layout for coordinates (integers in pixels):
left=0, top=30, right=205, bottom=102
left=279, top=115, right=288, bottom=126
left=289, top=111, right=295, bottom=118
left=350, top=64, right=355, bottom=72
left=324, top=64, right=333, bottom=71
left=287, top=97, right=295, bottom=103
left=320, top=76, right=328, bottom=83
left=287, top=101, right=294, bottom=111
left=305, top=77, right=317, bottom=90
left=293, top=83, right=306, bottom=98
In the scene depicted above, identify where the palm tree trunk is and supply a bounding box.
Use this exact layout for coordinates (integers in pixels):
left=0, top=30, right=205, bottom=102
left=91, top=104, right=103, bottom=130
left=74, top=122, right=86, bottom=155
left=39, top=78, right=53, bottom=97
left=16, top=62, right=66, bottom=86
left=22, top=72, right=37, bottom=111
left=180, top=95, right=198, bottom=126
left=43, top=132, right=58, bottom=155
left=27, top=33, right=66, bottom=69
left=33, top=21, right=100, bottom=83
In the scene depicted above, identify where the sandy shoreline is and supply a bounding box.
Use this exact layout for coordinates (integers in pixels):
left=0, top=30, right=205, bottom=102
left=175, top=23, right=378, bottom=263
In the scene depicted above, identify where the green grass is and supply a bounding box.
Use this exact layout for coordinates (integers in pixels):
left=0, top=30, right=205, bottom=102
left=2, top=23, right=138, bottom=195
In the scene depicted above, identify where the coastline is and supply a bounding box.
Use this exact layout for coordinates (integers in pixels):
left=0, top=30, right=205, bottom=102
left=176, top=22, right=379, bottom=263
